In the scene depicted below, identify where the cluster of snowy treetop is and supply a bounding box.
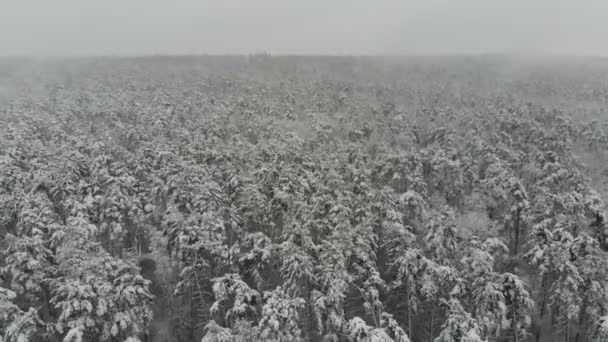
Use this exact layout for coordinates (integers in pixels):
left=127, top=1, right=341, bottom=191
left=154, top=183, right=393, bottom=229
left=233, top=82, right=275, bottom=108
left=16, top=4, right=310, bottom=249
left=1, top=56, right=608, bottom=342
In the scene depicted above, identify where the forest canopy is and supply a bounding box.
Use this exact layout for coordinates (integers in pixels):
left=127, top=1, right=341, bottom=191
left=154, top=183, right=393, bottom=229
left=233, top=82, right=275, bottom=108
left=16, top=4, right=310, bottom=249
left=1, top=56, right=608, bottom=342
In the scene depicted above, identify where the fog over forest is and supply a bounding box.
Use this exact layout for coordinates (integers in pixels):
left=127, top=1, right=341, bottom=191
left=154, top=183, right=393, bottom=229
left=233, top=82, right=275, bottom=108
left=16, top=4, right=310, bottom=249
left=2, top=0, right=608, bottom=56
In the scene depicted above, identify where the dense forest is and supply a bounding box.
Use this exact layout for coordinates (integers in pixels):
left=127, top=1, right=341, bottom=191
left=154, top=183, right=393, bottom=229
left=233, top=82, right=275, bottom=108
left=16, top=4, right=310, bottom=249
left=1, top=56, right=608, bottom=342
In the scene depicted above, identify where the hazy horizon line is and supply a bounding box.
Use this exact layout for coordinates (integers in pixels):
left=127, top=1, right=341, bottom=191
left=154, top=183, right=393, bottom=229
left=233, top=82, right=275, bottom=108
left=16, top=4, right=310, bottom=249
left=3, top=52, right=608, bottom=60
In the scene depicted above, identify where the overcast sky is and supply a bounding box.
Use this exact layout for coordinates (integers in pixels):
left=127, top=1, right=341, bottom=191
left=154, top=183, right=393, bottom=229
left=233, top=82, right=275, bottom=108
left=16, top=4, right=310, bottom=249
left=1, top=0, right=607, bottom=57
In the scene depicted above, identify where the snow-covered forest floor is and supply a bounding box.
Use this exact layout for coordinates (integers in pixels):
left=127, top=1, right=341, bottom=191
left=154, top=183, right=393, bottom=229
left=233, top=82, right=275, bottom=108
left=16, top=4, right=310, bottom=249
left=1, top=55, right=608, bottom=342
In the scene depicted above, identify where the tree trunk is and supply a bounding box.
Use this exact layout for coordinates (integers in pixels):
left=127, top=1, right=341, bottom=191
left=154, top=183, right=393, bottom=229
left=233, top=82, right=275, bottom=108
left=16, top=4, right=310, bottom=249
left=536, top=276, right=548, bottom=342
left=429, top=306, right=434, bottom=342
left=187, top=285, right=195, bottom=342
left=574, top=295, right=588, bottom=342
left=303, top=279, right=318, bottom=342
left=513, top=296, right=519, bottom=342
left=40, top=284, right=59, bottom=342
left=407, top=285, right=413, bottom=339
left=513, top=208, right=521, bottom=256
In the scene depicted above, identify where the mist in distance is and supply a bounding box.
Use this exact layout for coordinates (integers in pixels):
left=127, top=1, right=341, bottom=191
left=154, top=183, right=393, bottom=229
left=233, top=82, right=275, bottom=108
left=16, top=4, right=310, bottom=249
left=1, top=0, right=608, bottom=57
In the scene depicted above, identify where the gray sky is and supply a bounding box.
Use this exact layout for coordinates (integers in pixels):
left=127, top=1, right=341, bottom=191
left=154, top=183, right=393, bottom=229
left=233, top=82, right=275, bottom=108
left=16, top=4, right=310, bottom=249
left=1, top=0, right=607, bottom=56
